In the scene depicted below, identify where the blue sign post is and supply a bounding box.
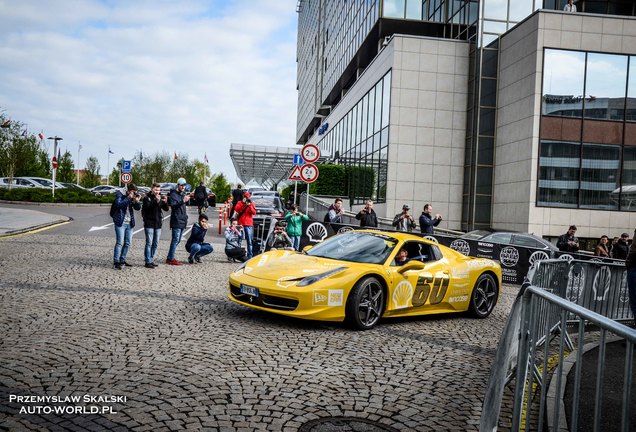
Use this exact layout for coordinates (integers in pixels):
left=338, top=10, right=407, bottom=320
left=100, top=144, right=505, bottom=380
left=293, top=154, right=304, bottom=165
left=122, top=160, right=132, bottom=173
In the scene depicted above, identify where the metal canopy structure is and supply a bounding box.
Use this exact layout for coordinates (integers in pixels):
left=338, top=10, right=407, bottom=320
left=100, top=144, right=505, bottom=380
left=229, top=143, right=300, bottom=190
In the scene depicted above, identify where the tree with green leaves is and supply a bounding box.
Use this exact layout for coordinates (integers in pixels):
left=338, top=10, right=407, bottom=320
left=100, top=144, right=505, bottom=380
left=209, top=173, right=231, bottom=202
left=0, top=113, right=51, bottom=180
left=81, top=156, right=101, bottom=188
left=57, top=150, right=75, bottom=183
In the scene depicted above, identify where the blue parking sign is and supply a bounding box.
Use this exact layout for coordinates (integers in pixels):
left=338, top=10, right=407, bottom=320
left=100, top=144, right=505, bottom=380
left=122, top=160, right=132, bottom=173
left=293, top=154, right=304, bottom=165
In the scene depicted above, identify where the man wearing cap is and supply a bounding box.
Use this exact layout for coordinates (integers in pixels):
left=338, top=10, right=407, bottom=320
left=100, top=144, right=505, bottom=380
left=612, top=232, right=630, bottom=260
left=392, top=204, right=417, bottom=232
left=232, top=191, right=257, bottom=258
left=166, top=178, right=190, bottom=265
left=111, top=183, right=142, bottom=270
left=557, top=225, right=579, bottom=253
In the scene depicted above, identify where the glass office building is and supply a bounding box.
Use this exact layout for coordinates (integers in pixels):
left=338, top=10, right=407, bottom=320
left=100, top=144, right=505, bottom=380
left=296, top=0, right=636, bottom=239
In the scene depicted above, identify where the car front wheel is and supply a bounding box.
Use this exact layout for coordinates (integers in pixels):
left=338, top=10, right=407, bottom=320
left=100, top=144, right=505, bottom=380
left=345, top=276, right=385, bottom=330
left=468, top=273, right=498, bottom=318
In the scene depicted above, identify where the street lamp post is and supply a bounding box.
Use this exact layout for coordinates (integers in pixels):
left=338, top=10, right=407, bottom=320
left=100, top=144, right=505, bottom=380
left=47, top=136, right=63, bottom=198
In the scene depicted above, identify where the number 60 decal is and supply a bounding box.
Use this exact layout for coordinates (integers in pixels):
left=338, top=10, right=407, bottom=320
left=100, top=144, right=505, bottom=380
left=411, top=275, right=450, bottom=307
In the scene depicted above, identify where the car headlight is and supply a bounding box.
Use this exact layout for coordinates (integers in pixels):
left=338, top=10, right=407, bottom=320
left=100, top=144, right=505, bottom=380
left=297, top=267, right=347, bottom=287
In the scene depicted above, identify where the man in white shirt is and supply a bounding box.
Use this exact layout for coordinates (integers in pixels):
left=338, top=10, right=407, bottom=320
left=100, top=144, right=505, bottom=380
left=564, top=0, right=576, bottom=12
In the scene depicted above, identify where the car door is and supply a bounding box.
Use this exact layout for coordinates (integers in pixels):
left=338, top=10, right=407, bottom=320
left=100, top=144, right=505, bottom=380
left=385, top=241, right=453, bottom=315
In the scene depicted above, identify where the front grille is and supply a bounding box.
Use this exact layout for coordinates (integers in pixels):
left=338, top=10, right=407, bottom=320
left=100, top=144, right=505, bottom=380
left=230, top=284, right=299, bottom=311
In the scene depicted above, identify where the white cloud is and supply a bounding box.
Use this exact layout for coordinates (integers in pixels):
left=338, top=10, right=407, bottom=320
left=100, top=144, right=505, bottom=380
left=0, top=0, right=299, bottom=183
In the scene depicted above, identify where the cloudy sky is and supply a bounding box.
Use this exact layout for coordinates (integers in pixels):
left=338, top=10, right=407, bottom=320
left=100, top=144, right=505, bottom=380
left=0, top=0, right=299, bottom=184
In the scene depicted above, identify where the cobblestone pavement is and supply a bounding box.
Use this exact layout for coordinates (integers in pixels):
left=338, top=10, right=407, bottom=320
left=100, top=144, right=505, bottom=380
left=0, top=232, right=518, bottom=431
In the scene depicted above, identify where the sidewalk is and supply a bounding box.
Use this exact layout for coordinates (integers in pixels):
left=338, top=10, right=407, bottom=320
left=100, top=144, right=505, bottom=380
left=0, top=206, right=70, bottom=237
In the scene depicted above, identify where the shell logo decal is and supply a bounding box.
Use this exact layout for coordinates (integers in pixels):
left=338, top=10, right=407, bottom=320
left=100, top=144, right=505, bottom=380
left=392, top=280, right=413, bottom=309
left=423, top=235, right=438, bottom=243
left=306, top=222, right=328, bottom=243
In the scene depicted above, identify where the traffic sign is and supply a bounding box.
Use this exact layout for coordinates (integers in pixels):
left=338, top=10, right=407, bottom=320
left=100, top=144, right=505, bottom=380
left=122, top=160, right=132, bottom=173
left=293, top=154, right=304, bottom=165
left=120, top=172, right=133, bottom=184
left=288, top=165, right=302, bottom=181
left=301, top=144, right=320, bottom=163
left=300, top=163, right=319, bottom=183
left=51, top=156, right=58, bottom=169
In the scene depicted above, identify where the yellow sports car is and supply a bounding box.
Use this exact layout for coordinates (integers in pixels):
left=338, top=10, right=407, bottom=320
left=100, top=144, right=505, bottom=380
left=228, top=230, right=501, bottom=330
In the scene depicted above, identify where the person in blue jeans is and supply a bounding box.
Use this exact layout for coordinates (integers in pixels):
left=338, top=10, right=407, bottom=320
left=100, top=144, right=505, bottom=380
left=111, top=183, right=142, bottom=270
left=284, top=205, right=308, bottom=250
left=185, top=213, right=213, bottom=264
left=625, top=229, right=636, bottom=321
left=166, top=178, right=190, bottom=265
left=141, top=183, right=169, bottom=268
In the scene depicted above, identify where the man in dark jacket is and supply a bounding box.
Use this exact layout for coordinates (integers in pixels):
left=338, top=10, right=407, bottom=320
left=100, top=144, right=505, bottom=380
left=612, top=232, right=630, bottom=260
left=185, top=213, right=213, bottom=264
left=556, top=225, right=579, bottom=252
left=625, top=229, right=636, bottom=319
left=419, top=203, right=442, bottom=235
left=166, top=177, right=190, bottom=265
left=355, top=200, right=378, bottom=227
left=231, top=184, right=244, bottom=215
left=194, top=181, right=208, bottom=214
left=111, top=183, right=142, bottom=270
left=141, top=183, right=169, bottom=268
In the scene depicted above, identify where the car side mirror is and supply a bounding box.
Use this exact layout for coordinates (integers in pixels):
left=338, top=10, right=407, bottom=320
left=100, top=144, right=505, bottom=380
left=397, top=260, right=425, bottom=274
left=302, top=245, right=313, bottom=253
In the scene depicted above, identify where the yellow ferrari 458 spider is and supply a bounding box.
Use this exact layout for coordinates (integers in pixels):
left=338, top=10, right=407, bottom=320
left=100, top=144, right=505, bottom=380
left=228, top=230, right=501, bottom=329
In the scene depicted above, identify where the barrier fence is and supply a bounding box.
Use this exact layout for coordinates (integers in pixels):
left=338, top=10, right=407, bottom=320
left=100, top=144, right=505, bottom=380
left=480, top=267, right=636, bottom=431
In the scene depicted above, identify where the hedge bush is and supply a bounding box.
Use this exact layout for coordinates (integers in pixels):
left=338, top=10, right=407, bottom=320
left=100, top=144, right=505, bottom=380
left=0, top=188, right=114, bottom=204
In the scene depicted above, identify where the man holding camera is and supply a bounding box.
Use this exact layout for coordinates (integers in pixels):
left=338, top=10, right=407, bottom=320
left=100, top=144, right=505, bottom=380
left=111, top=183, right=142, bottom=270
left=419, top=203, right=442, bottom=235
left=392, top=204, right=417, bottom=232
left=355, top=200, right=378, bottom=228
left=232, top=191, right=256, bottom=258
left=284, top=205, right=309, bottom=250
left=166, top=177, right=190, bottom=265
left=142, top=183, right=169, bottom=268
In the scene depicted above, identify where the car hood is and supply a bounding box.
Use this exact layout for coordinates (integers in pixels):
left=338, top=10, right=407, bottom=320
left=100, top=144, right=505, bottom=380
left=241, top=250, right=348, bottom=282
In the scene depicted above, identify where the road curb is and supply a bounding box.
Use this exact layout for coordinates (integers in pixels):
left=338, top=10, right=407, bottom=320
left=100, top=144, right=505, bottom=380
left=0, top=216, right=72, bottom=238
left=0, top=200, right=110, bottom=207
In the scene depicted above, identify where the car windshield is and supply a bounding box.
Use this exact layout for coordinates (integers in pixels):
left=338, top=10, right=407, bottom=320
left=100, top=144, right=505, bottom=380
left=306, top=232, right=399, bottom=264
left=252, top=197, right=284, bottom=211
left=461, top=230, right=492, bottom=240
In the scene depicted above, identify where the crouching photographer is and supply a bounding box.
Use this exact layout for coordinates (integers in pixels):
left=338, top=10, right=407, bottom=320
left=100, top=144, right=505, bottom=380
left=225, top=220, right=247, bottom=263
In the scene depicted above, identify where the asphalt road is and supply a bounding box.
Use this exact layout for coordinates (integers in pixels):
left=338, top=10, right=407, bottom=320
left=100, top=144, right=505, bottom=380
left=0, top=205, right=519, bottom=431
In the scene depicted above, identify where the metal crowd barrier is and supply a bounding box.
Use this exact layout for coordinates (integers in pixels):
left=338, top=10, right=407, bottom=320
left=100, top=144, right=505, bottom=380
left=480, top=284, right=636, bottom=432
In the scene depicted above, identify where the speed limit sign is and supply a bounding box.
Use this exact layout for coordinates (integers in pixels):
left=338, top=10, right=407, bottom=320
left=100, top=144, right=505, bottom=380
left=300, top=163, right=319, bottom=183
left=120, top=172, right=133, bottom=184
left=301, top=143, right=320, bottom=163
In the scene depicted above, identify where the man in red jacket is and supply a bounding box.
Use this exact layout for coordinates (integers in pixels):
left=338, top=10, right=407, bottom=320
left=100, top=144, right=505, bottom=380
left=233, top=191, right=257, bottom=258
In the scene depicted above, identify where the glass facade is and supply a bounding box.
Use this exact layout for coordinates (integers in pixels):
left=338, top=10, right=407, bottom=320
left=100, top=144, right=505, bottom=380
left=540, top=49, right=636, bottom=211
left=317, top=71, right=392, bottom=204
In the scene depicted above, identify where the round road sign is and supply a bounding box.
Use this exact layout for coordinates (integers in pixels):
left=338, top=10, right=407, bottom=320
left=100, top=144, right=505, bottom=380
left=300, top=163, right=319, bottom=183
left=120, top=172, right=133, bottom=184
left=301, top=143, right=320, bottom=163
left=51, top=156, right=58, bottom=169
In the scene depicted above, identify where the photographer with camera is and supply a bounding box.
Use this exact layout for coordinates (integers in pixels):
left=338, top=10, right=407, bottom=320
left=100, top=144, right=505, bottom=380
left=419, top=203, right=442, bottom=235
left=284, top=205, right=308, bottom=250
left=232, top=191, right=256, bottom=258
left=141, top=183, right=169, bottom=268
left=185, top=213, right=213, bottom=264
left=165, top=177, right=190, bottom=265
left=392, top=204, right=417, bottom=232
left=111, top=183, right=142, bottom=270
left=266, top=221, right=294, bottom=251
left=225, top=220, right=247, bottom=262
left=355, top=200, right=378, bottom=228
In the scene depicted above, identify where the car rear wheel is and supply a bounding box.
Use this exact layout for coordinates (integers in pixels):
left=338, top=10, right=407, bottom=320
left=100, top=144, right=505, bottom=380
left=468, top=273, right=498, bottom=318
left=345, top=276, right=384, bottom=330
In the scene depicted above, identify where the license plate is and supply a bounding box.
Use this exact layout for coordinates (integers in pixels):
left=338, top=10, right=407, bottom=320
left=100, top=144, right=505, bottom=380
left=240, top=284, right=259, bottom=297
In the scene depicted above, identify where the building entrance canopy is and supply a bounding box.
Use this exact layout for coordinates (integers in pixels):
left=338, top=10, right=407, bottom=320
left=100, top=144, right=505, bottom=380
left=229, top=143, right=310, bottom=190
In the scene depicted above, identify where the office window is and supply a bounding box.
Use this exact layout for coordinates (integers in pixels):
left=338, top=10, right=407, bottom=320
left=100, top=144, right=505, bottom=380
left=584, top=53, right=627, bottom=120
left=543, top=49, right=586, bottom=117
left=579, top=144, right=620, bottom=209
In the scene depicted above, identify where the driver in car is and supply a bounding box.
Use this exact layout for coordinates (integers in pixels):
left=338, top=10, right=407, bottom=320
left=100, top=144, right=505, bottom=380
left=395, top=248, right=410, bottom=266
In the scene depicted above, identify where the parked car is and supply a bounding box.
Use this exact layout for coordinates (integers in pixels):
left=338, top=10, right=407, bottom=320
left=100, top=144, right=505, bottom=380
left=460, top=229, right=558, bottom=252
left=60, top=182, right=88, bottom=191
left=251, top=195, right=286, bottom=218
left=13, top=177, right=66, bottom=189
left=91, top=185, right=121, bottom=196
left=0, top=178, right=32, bottom=188
left=137, top=186, right=151, bottom=195
left=250, top=190, right=280, bottom=198
left=159, top=182, right=176, bottom=196
left=188, top=187, right=216, bottom=207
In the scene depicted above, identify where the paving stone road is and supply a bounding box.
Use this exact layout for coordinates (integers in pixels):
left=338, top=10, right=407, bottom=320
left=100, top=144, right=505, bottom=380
left=0, top=231, right=517, bottom=431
